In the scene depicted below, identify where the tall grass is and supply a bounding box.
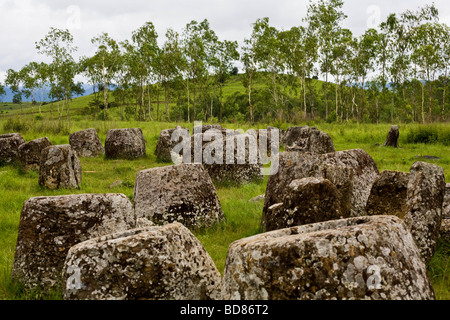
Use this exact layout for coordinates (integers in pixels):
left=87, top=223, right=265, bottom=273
left=0, top=117, right=449, bottom=299
left=405, top=124, right=450, bottom=146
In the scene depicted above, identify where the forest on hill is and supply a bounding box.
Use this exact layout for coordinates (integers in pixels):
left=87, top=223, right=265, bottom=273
left=0, top=0, right=449, bottom=125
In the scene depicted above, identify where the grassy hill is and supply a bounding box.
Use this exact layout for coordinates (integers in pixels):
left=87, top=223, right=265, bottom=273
left=0, top=73, right=327, bottom=122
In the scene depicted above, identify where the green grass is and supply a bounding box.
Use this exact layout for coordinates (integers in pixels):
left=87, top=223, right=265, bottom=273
left=0, top=117, right=449, bottom=300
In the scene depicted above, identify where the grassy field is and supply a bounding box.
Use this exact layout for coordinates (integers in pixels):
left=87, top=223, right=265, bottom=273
left=0, top=115, right=449, bottom=300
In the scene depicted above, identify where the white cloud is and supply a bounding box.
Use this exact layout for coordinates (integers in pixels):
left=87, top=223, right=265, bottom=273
left=1, top=0, right=450, bottom=83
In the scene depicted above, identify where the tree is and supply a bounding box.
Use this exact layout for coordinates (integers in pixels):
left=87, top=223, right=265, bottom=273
left=131, top=21, right=159, bottom=121
left=252, top=18, right=284, bottom=119
left=210, top=39, right=239, bottom=122
left=181, top=19, right=217, bottom=122
left=439, top=24, right=450, bottom=120
left=306, top=0, right=347, bottom=119
left=5, top=68, right=25, bottom=114
left=0, top=83, right=5, bottom=101
left=91, top=32, right=121, bottom=121
left=351, top=28, right=378, bottom=121
left=36, top=27, right=78, bottom=121
left=278, top=25, right=318, bottom=119
left=21, top=61, right=49, bottom=114
left=330, top=28, right=352, bottom=121
left=79, top=55, right=102, bottom=114
left=155, top=28, right=185, bottom=121
left=241, top=27, right=259, bottom=123
left=411, top=22, right=443, bottom=123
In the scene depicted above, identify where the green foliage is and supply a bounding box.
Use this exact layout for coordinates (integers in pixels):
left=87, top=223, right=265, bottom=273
left=406, top=124, right=450, bottom=146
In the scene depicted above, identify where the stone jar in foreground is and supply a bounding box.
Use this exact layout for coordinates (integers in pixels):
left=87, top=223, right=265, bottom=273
left=11, top=193, right=137, bottom=290
left=404, top=161, right=446, bottom=263
left=69, top=128, right=105, bottom=158
left=222, top=215, right=434, bottom=300
left=105, top=128, right=146, bottom=159
left=0, top=133, right=25, bottom=164
left=62, top=223, right=222, bottom=300
left=133, top=163, right=224, bottom=229
left=18, top=137, right=52, bottom=171
left=39, top=144, right=82, bottom=189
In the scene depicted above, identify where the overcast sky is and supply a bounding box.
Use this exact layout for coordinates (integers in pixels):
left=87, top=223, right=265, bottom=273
left=1, top=0, right=449, bottom=83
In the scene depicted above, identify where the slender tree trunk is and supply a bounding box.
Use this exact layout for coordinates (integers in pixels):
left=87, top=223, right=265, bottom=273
left=421, top=81, right=425, bottom=124
left=325, top=71, right=329, bottom=119
left=335, top=74, right=339, bottom=119
left=428, top=72, right=432, bottom=123
left=391, top=79, right=395, bottom=124
left=164, top=83, right=169, bottom=121
left=271, top=70, right=279, bottom=114
left=360, top=76, right=365, bottom=122
left=443, top=66, right=447, bottom=121
left=219, top=85, right=223, bottom=123
left=303, top=73, right=307, bottom=119
left=57, top=100, right=61, bottom=122
left=186, top=79, right=190, bottom=123
left=103, top=57, right=108, bottom=121
left=157, top=83, right=160, bottom=121
left=248, top=71, right=253, bottom=123
left=147, top=84, right=153, bottom=121
left=210, top=95, right=213, bottom=121
left=193, top=85, right=196, bottom=121
left=376, top=97, right=379, bottom=125
left=66, top=97, right=70, bottom=122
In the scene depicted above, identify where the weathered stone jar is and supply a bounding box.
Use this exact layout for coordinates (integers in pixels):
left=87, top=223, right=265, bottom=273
left=133, top=163, right=224, bottom=230
left=38, top=144, right=82, bottom=189
left=69, top=128, right=104, bottom=158
left=0, top=133, right=25, bottom=164
left=62, top=223, right=222, bottom=300
left=11, top=193, right=137, bottom=291
left=105, top=128, right=146, bottom=159
left=222, top=215, right=435, bottom=300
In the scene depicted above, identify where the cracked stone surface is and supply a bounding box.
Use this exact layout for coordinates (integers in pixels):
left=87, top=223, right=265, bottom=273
left=69, top=128, right=104, bottom=158
left=62, top=222, right=222, bottom=300
left=263, top=149, right=379, bottom=225
left=38, top=144, right=82, bottom=189
left=404, top=161, right=446, bottom=263
left=443, top=183, right=450, bottom=219
left=133, top=163, right=224, bottom=230
left=18, top=137, right=52, bottom=171
left=0, top=133, right=25, bottom=164
left=262, top=177, right=346, bottom=232
left=105, top=128, right=146, bottom=159
left=222, top=215, right=435, bottom=300
left=11, top=193, right=137, bottom=291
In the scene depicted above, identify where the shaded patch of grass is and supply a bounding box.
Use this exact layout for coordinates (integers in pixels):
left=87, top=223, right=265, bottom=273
left=428, top=239, right=450, bottom=300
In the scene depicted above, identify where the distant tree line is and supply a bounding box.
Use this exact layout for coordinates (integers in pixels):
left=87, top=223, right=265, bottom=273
left=1, top=0, right=449, bottom=124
